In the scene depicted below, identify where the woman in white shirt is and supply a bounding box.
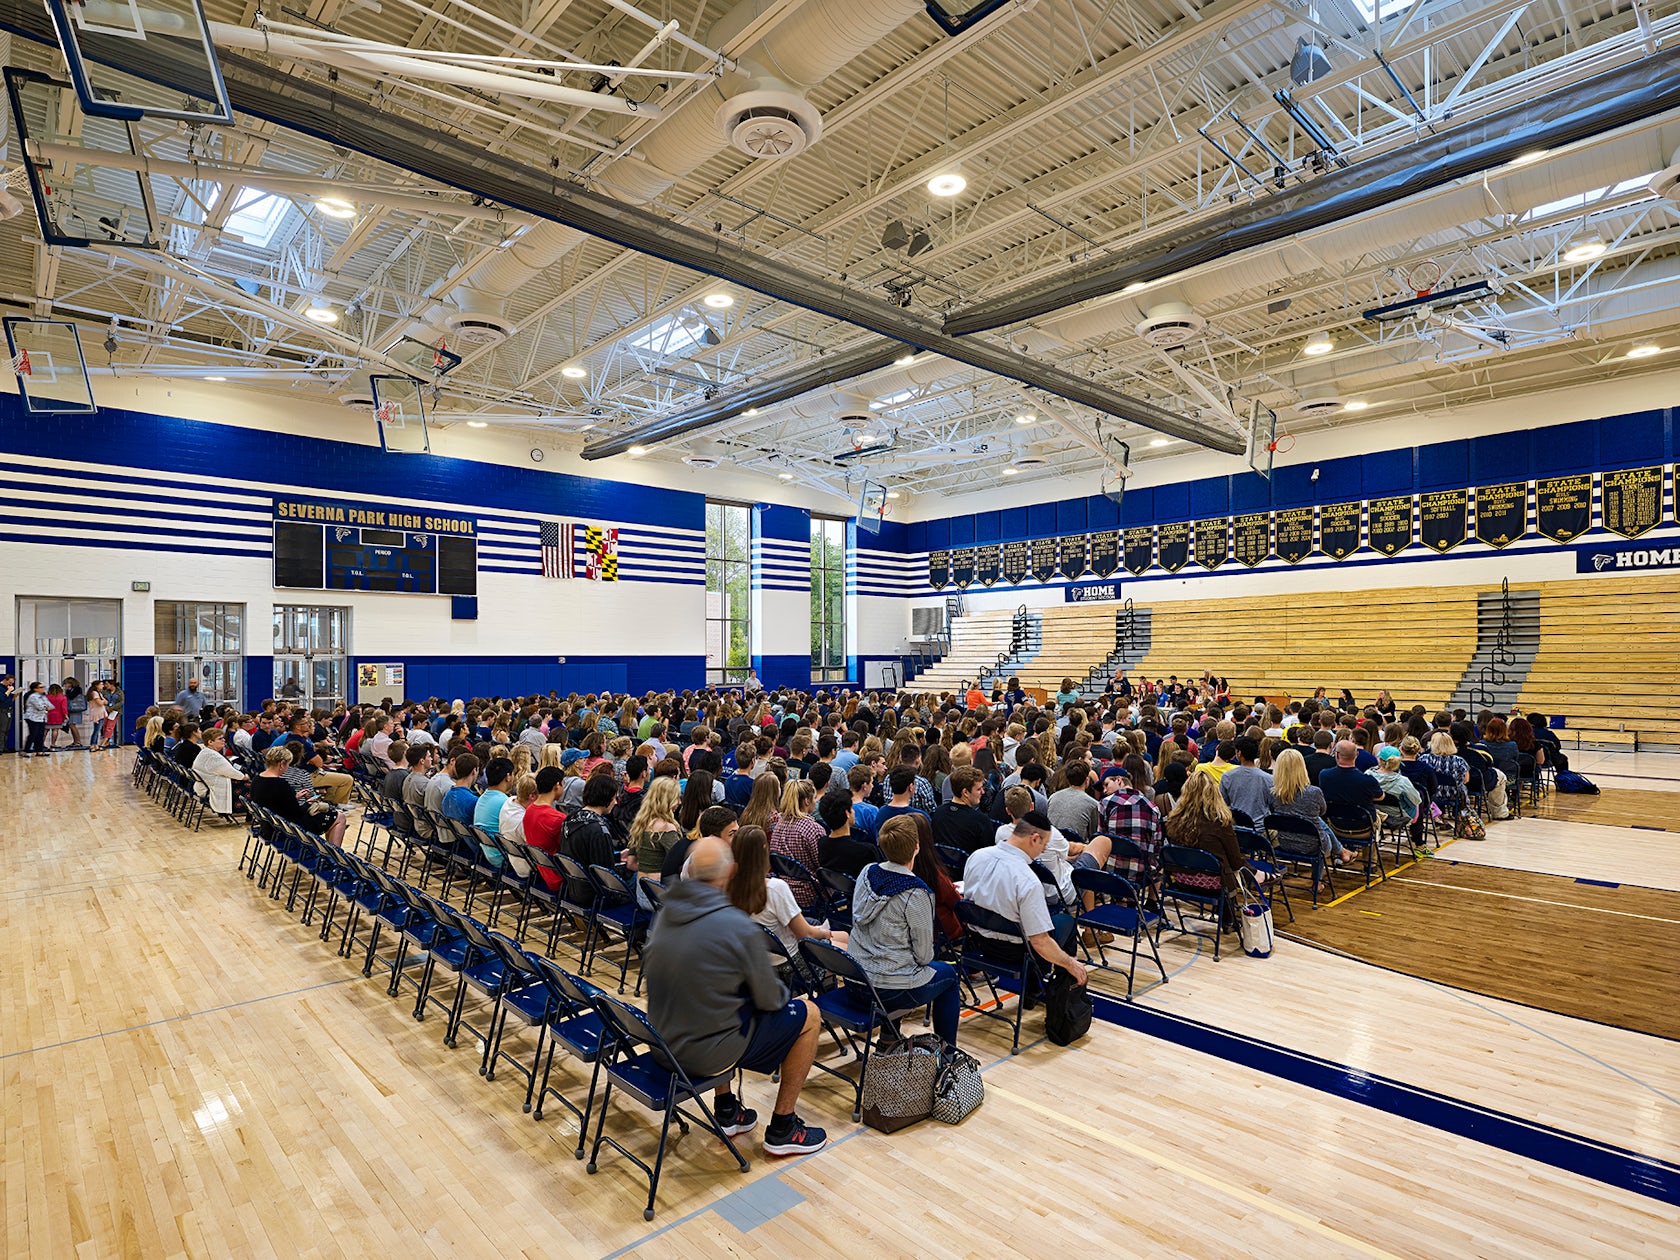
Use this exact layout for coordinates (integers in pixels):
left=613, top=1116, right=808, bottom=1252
left=725, top=825, right=846, bottom=959
left=497, top=774, right=536, bottom=876
left=191, top=727, right=247, bottom=815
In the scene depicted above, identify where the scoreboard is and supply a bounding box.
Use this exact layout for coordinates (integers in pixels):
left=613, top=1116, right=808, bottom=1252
left=272, top=497, right=477, bottom=596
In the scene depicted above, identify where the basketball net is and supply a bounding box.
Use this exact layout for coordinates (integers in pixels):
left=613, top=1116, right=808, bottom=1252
left=374, top=401, right=394, bottom=426
left=9, top=348, right=30, bottom=376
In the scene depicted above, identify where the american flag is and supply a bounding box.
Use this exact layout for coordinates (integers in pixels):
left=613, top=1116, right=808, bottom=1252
left=540, top=520, right=575, bottom=579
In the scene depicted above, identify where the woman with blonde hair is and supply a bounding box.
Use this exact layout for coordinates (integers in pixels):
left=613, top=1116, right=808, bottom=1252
left=1265, top=747, right=1346, bottom=863
left=510, top=744, right=534, bottom=779
left=627, top=775, right=683, bottom=878
left=1165, top=770, right=1258, bottom=896
left=538, top=742, right=565, bottom=773
left=769, top=777, right=824, bottom=904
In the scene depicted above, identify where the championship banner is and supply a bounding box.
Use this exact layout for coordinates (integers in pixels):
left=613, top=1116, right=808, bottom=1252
left=1319, top=501, right=1361, bottom=560
left=1002, top=540, right=1031, bottom=585
left=1059, top=533, right=1088, bottom=579
left=1601, top=465, right=1663, bottom=539
left=1157, top=521, right=1190, bottom=573
left=951, top=548, right=976, bottom=588
left=1274, top=508, right=1313, bottom=564
left=1089, top=529, right=1121, bottom=577
left=1122, top=526, right=1154, bottom=576
left=1421, top=489, right=1468, bottom=553
left=1474, top=481, right=1529, bottom=549
left=1028, top=536, right=1058, bottom=582
left=1194, top=517, right=1229, bottom=570
left=975, top=543, right=1001, bottom=586
left=928, top=549, right=950, bottom=589
left=584, top=525, right=619, bottom=580
left=1536, top=476, right=1591, bottom=543
left=1232, top=512, right=1269, bottom=567
left=1367, top=495, right=1413, bottom=557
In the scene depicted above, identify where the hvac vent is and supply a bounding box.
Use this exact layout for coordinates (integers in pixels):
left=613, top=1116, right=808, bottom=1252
left=1013, top=454, right=1048, bottom=468
left=1649, top=162, right=1680, bottom=201
left=683, top=455, right=721, bottom=469
left=1135, top=302, right=1206, bottom=348
left=443, top=310, right=516, bottom=346
left=1294, top=386, right=1343, bottom=415
left=716, top=90, right=823, bottom=159
left=337, top=372, right=376, bottom=410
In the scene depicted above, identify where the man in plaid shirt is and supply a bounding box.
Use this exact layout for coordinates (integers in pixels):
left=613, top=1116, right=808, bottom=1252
left=1099, top=769, right=1165, bottom=887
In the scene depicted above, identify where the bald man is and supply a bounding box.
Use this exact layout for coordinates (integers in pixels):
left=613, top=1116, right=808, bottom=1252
left=642, top=835, right=829, bottom=1157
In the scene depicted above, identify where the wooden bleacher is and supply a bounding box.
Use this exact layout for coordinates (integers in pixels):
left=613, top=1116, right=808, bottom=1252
left=1123, top=584, right=1482, bottom=710
left=1013, top=604, right=1123, bottom=693
left=909, top=608, right=1016, bottom=692
left=1514, top=575, right=1680, bottom=748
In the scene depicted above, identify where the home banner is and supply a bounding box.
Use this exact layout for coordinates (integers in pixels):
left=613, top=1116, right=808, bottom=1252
left=1194, top=517, right=1229, bottom=570
left=1157, top=521, right=1190, bottom=573
left=1600, top=465, right=1663, bottom=539
left=1122, top=526, right=1154, bottom=576
left=1319, top=501, right=1361, bottom=560
left=1232, top=513, right=1269, bottom=567
left=1002, top=540, right=1030, bottom=585
left=1536, top=476, right=1591, bottom=543
left=1475, top=481, right=1529, bottom=548
left=1367, top=495, right=1413, bottom=557
left=1275, top=508, right=1313, bottom=564
left=1421, top=489, right=1468, bottom=552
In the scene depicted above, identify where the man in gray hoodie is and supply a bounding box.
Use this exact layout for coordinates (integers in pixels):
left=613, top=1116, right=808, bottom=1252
left=643, top=835, right=829, bottom=1157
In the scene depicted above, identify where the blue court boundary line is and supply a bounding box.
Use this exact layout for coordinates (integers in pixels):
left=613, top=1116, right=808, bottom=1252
left=1087, top=992, right=1680, bottom=1207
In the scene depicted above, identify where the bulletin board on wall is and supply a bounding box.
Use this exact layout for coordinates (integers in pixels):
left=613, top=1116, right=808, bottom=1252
left=356, top=662, right=406, bottom=705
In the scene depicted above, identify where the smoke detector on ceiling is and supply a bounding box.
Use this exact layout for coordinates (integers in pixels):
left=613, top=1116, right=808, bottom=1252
left=1294, top=385, right=1343, bottom=415
left=1135, top=301, right=1206, bottom=348
left=716, top=90, right=823, bottom=159
left=683, top=454, right=721, bottom=469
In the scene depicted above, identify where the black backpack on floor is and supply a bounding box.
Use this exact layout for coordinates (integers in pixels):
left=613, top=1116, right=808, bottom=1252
left=1044, top=967, right=1092, bottom=1046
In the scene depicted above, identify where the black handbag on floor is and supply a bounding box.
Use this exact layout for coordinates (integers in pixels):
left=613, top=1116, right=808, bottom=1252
left=1043, top=967, right=1092, bottom=1046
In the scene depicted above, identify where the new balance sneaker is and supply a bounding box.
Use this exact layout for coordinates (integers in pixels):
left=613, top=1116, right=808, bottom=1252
left=763, top=1114, right=827, bottom=1157
left=713, top=1097, right=758, bottom=1137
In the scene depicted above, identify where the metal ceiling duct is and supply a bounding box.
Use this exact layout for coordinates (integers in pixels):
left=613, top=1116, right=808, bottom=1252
left=943, top=48, right=1680, bottom=336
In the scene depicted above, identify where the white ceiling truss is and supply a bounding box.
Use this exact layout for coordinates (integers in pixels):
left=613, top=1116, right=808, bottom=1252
left=1, top=0, right=1679, bottom=501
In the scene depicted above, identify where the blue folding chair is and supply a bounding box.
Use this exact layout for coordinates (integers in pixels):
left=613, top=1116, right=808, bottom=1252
left=588, top=864, right=646, bottom=994
left=1262, top=814, right=1336, bottom=907
left=952, top=901, right=1050, bottom=1054
left=584, top=993, right=750, bottom=1221
left=479, top=933, right=561, bottom=1111
left=1235, top=826, right=1293, bottom=924
left=799, top=937, right=918, bottom=1122
left=1326, top=803, right=1387, bottom=889
left=1159, top=844, right=1230, bottom=961
left=529, top=957, right=610, bottom=1153
left=769, top=851, right=835, bottom=923
left=933, top=844, right=971, bottom=880
left=1071, top=867, right=1166, bottom=998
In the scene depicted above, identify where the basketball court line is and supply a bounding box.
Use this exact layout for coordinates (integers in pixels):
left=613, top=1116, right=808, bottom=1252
left=1389, top=876, right=1680, bottom=925
left=1429, top=815, right=1680, bottom=891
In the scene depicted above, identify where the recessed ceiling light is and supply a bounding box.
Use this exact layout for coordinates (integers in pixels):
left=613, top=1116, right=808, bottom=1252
left=204, top=375, right=226, bottom=382
left=1302, top=330, right=1334, bottom=356
left=744, top=407, right=759, bottom=416
left=560, top=363, right=587, bottom=379
left=703, top=291, right=734, bottom=309
left=927, top=172, right=966, bottom=197
left=1122, top=280, right=1150, bottom=294
left=304, top=298, right=338, bottom=324
left=580, top=423, right=594, bottom=431
left=777, top=471, right=794, bottom=480
left=1510, top=149, right=1548, bottom=167
left=1149, top=437, right=1171, bottom=447
left=1015, top=412, right=1036, bottom=424
left=628, top=445, right=648, bottom=456
left=1626, top=344, right=1663, bottom=358
left=315, top=196, right=356, bottom=219
left=1563, top=238, right=1606, bottom=263
left=1002, top=466, right=1018, bottom=476
left=885, top=491, right=901, bottom=500
left=1343, top=399, right=1369, bottom=412
left=467, top=421, right=488, bottom=428
left=894, top=353, right=917, bottom=365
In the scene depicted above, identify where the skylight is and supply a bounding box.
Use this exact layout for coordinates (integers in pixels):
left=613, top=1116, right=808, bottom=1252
left=201, top=185, right=295, bottom=249
left=1518, top=174, right=1657, bottom=224
left=627, top=314, right=711, bottom=358
left=1348, top=0, right=1423, bottom=22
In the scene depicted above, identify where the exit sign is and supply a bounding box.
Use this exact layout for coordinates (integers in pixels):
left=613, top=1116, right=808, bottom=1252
left=131, top=581, right=151, bottom=591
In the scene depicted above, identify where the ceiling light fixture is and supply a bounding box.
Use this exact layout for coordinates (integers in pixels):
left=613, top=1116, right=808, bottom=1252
left=744, top=407, right=759, bottom=416
left=466, top=421, right=488, bottom=428
left=777, top=471, right=795, bottom=480
left=885, top=491, right=901, bottom=500
left=1122, top=280, right=1150, bottom=294
left=1002, top=466, right=1018, bottom=476
left=305, top=298, right=339, bottom=324
left=1015, top=412, right=1036, bottom=424
left=1563, top=237, right=1606, bottom=263
left=894, top=352, right=917, bottom=365
left=1626, top=344, right=1663, bottom=359
left=1148, top=437, right=1171, bottom=447
left=1301, top=330, right=1334, bottom=356
left=204, top=375, right=226, bottom=382
left=1510, top=149, right=1549, bottom=167
left=703, top=291, right=734, bottom=309
left=1290, top=36, right=1332, bottom=87
left=315, top=196, right=356, bottom=219
left=628, top=445, right=648, bottom=456
left=927, top=172, right=966, bottom=197
left=1343, top=399, right=1369, bottom=412
left=560, top=363, right=588, bottom=379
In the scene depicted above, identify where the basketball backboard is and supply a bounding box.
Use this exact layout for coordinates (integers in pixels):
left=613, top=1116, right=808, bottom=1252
left=372, top=375, right=430, bottom=454
left=45, top=0, right=233, bottom=124
left=3, top=318, right=97, bottom=413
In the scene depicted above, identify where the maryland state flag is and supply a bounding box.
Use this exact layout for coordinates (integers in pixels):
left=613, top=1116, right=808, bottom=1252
left=585, top=525, right=619, bottom=581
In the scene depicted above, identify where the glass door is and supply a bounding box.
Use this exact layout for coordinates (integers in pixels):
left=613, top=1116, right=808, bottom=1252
left=15, top=597, right=122, bottom=747
left=274, top=605, right=350, bottom=711
left=155, top=601, right=245, bottom=710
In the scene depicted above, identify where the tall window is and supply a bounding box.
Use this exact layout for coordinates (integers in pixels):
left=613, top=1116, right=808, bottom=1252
left=811, top=517, right=847, bottom=682
left=154, top=601, right=245, bottom=708
left=706, top=501, right=751, bottom=684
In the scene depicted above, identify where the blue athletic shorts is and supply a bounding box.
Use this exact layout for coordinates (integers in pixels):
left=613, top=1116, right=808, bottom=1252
left=738, top=1000, right=807, bottom=1074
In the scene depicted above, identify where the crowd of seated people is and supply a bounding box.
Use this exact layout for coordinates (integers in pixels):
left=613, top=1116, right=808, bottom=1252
left=125, top=674, right=1571, bottom=1157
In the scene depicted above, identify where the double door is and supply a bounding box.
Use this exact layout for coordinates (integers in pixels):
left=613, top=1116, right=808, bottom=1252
left=274, top=605, right=349, bottom=712
left=14, top=598, right=122, bottom=745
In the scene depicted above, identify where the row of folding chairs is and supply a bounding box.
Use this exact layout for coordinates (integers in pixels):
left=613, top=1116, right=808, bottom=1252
left=131, top=746, right=242, bottom=831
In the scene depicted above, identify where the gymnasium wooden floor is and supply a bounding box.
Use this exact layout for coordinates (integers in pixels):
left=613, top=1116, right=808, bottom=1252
left=4, top=748, right=1678, bottom=1258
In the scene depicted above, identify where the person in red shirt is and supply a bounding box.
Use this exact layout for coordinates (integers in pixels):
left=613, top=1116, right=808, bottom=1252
left=521, top=765, right=568, bottom=890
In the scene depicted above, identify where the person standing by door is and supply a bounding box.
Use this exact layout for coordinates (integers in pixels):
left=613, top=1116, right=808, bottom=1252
left=103, top=676, right=124, bottom=750
left=63, top=677, right=87, bottom=749
left=0, top=674, right=14, bottom=754
left=22, top=683, right=49, bottom=757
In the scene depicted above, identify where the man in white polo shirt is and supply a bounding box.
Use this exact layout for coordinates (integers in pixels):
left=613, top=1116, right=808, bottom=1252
left=961, top=810, right=1087, bottom=986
